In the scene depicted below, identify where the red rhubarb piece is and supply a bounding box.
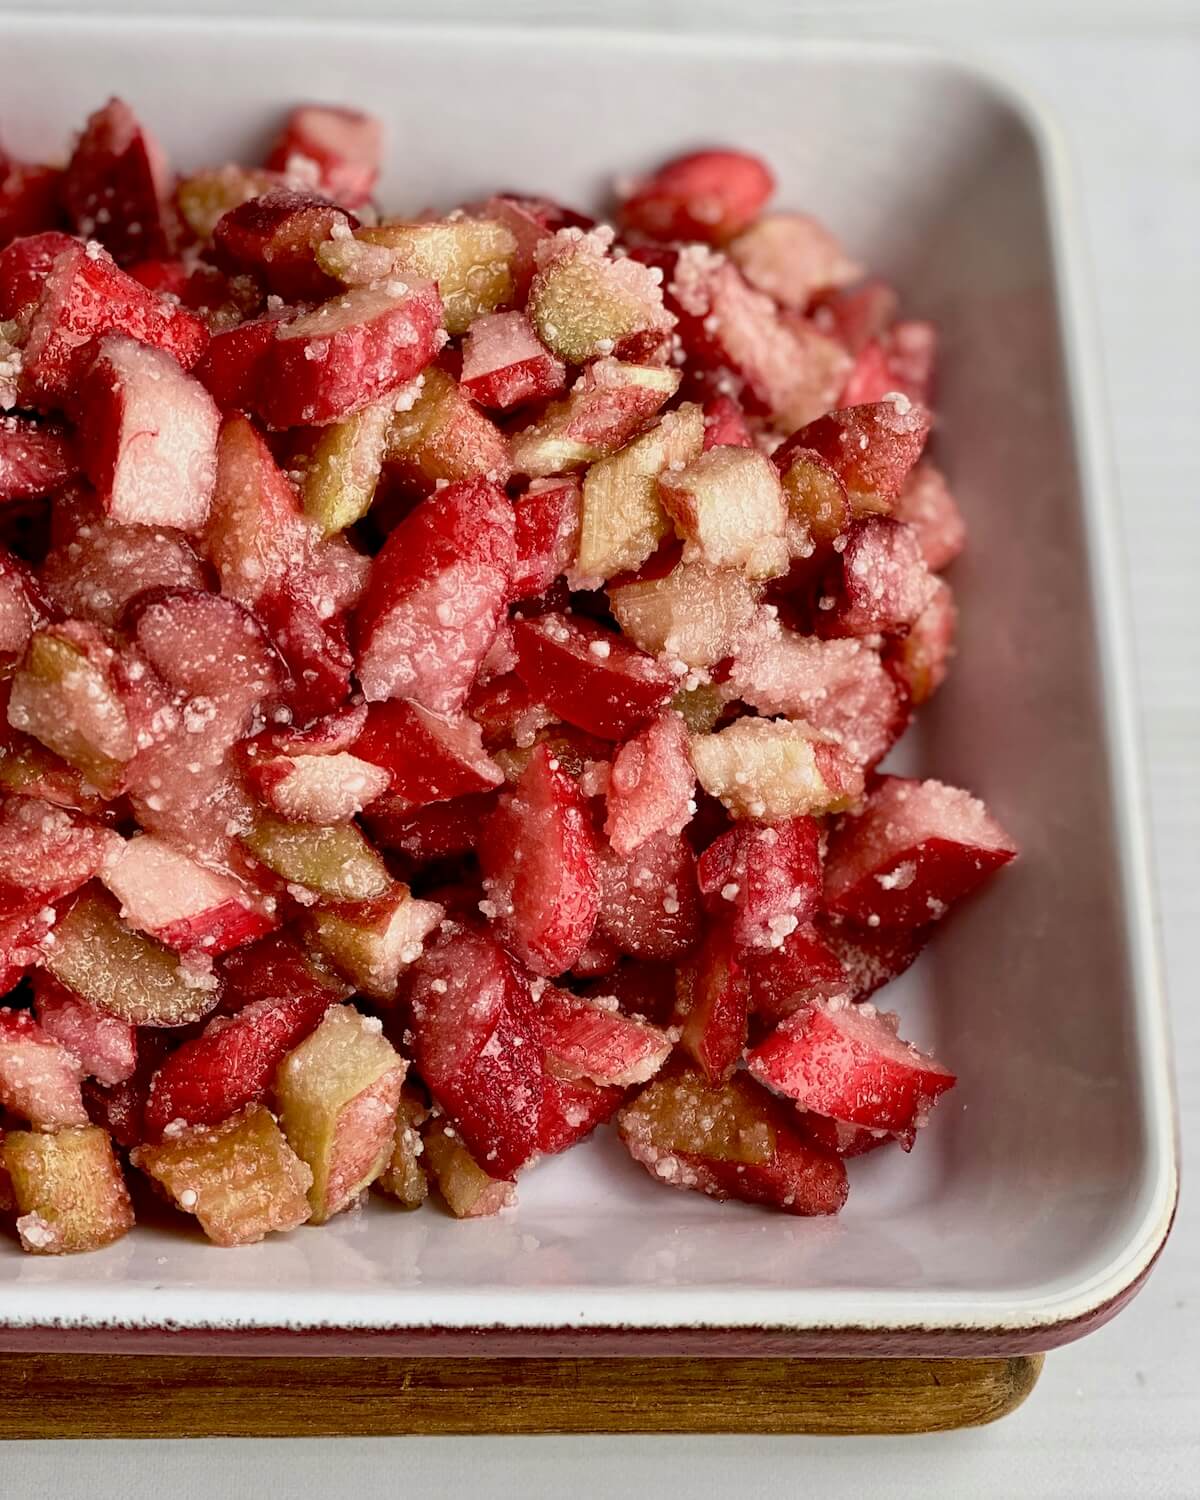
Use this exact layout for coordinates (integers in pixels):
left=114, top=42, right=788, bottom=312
left=604, top=710, right=695, bottom=857
left=351, top=698, right=504, bottom=807
left=594, top=827, right=702, bottom=961
left=61, top=98, right=170, bottom=263
left=619, top=149, right=774, bottom=243
left=697, top=815, right=822, bottom=951
left=265, top=106, right=383, bottom=208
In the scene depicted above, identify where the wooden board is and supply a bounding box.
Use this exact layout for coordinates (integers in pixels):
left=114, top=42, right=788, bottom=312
left=0, top=1353, right=1043, bottom=1437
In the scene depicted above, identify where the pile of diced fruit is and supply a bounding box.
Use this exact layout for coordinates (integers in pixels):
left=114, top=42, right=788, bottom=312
left=0, top=100, right=1016, bottom=1255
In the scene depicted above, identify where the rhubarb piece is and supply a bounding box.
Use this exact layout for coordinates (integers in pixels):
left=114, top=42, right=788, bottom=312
left=212, top=188, right=355, bottom=301
left=406, top=927, right=545, bottom=1177
left=244, top=748, right=389, bottom=824
left=772, top=443, right=850, bottom=552
left=675, top=927, right=748, bottom=1083
left=535, top=986, right=672, bottom=1087
left=4, top=1126, right=133, bottom=1253
left=193, top=315, right=279, bottom=412
left=0, top=153, right=63, bottom=247
left=75, top=334, right=219, bottom=532
left=618, top=1066, right=847, bottom=1216
left=609, top=550, right=761, bottom=668
left=892, top=460, right=966, bottom=571
left=0, top=1006, right=88, bottom=1127
left=0, top=415, right=77, bottom=503
left=479, top=743, right=600, bottom=976
left=7, top=625, right=138, bottom=795
left=664, top=250, right=850, bottom=429
left=101, top=835, right=274, bottom=955
left=265, top=105, right=382, bottom=207
left=841, top=321, right=937, bottom=407
left=604, top=711, right=695, bottom=856
left=132, top=1103, right=312, bottom=1245
left=0, top=794, right=121, bottom=915
left=781, top=396, right=931, bottom=516
left=240, top=816, right=389, bottom=903
left=275, top=1003, right=406, bottom=1222
left=350, top=698, right=504, bottom=806
left=365, top=789, right=497, bottom=863
left=375, top=1087, right=429, bottom=1208
left=298, top=396, right=391, bottom=535
left=509, top=360, right=680, bottom=477
left=595, top=827, right=701, bottom=961
left=696, top=815, right=822, bottom=950
left=659, top=444, right=789, bottom=579
left=817, top=516, right=936, bottom=638
left=0, top=230, right=76, bottom=320
left=255, top=278, right=443, bottom=429
left=32, top=974, right=137, bottom=1086
left=460, top=310, right=566, bottom=409
left=823, top=775, right=1017, bottom=928
left=810, top=279, right=898, bottom=354
left=44, top=888, right=222, bottom=1027
left=219, top=929, right=351, bottom=1010
left=355, top=477, right=515, bottom=710
left=528, top=228, right=674, bottom=364
left=574, top=403, right=704, bottom=582
left=0, top=729, right=109, bottom=815
left=319, top=217, right=515, bottom=333
left=383, top=367, right=512, bottom=493
left=306, top=885, right=444, bottom=999
left=423, top=1118, right=515, bottom=1217
left=723, top=616, right=906, bottom=769
left=0, top=903, right=57, bottom=993
left=821, top=918, right=927, bottom=1005
left=509, top=478, right=581, bottom=599
left=888, top=577, right=956, bottom=705
left=795, top=1110, right=913, bottom=1158
left=689, top=717, right=864, bottom=821
left=176, top=164, right=282, bottom=243
left=702, top=393, right=753, bottom=450
left=19, top=240, right=209, bottom=408
left=618, top=149, right=774, bottom=243
left=740, top=922, right=848, bottom=1025
left=61, top=98, right=169, bottom=263
left=747, top=997, right=955, bottom=1133
left=511, top=613, right=674, bottom=741
left=40, top=498, right=207, bottom=628
left=727, top=213, right=860, bottom=307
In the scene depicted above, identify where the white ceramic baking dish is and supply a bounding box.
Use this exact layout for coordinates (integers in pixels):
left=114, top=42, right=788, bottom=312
left=0, top=13, right=1177, bottom=1358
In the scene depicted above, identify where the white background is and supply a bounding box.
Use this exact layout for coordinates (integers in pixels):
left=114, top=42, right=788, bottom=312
left=2, top=3, right=1197, bottom=1494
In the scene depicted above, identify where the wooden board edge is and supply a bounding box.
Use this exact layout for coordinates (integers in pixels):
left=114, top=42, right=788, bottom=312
left=0, top=1353, right=1044, bottom=1437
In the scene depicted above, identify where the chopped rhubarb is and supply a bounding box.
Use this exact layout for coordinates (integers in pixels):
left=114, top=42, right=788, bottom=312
left=275, top=1003, right=407, bottom=1222
left=244, top=748, right=388, bottom=825
left=423, top=1119, right=515, bottom=1218
left=306, top=885, right=444, bottom=999
left=618, top=149, right=774, bottom=243
left=609, top=551, right=762, bottom=668
left=817, top=515, right=936, bottom=638
left=132, top=1103, right=313, bottom=1246
left=574, top=403, right=704, bottom=582
left=0, top=230, right=77, bottom=320
left=511, top=612, right=674, bottom=741
left=350, top=697, right=504, bottom=807
left=4, top=1125, right=133, bottom=1253
left=255, top=278, right=443, bottom=429
left=0, top=154, right=63, bottom=247
left=61, top=98, right=169, bottom=263
left=696, top=815, right=822, bottom=951
left=193, top=315, right=279, bottom=412
left=44, top=887, right=223, bottom=1028
left=298, top=397, right=391, bottom=536
left=528, top=227, right=674, bottom=364
left=75, top=334, right=219, bottom=532
left=240, top=816, right=390, bottom=903
left=747, top=997, right=955, bottom=1134
left=406, top=926, right=545, bottom=1177
left=740, top=922, right=848, bottom=1026
left=690, top=716, right=864, bottom=821
left=509, top=360, right=680, bottom=477
left=780, top=396, right=931, bottom=516
left=675, top=927, right=749, bottom=1083
left=660, top=444, right=789, bottom=579
left=212, top=188, right=355, bottom=301
left=19, top=240, right=209, bottom=408
left=535, top=986, right=671, bottom=1087
left=823, top=775, right=1017, bottom=928
left=460, top=309, right=566, bottom=409
left=101, top=834, right=274, bottom=955
left=702, top=393, right=754, bottom=450
left=383, top=366, right=513, bottom=495
left=0, top=1006, right=88, bottom=1128
left=727, top=213, right=860, bottom=308
left=0, top=415, right=78, bottom=503
left=509, top=478, right=581, bottom=600
left=618, top=1067, right=847, bottom=1216
left=265, top=105, right=383, bottom=208
left=888, top=576, right=956, bottom=705
left=0, top=793, right=121, bottom=915
left=32, top=973, right=137, bottom=1087
left=478, top=743, right=600, bottom=977
left=354, top=477, right=515, bottom=711
left=604, top=710, right=695, bottom=856
left=893, top=460, right=966, bottom=571
left=365, top=789, right=498, bottom=863
left=595, top=827, right=702, bottom=961
left=374, top=1087, right=430, bottom=1208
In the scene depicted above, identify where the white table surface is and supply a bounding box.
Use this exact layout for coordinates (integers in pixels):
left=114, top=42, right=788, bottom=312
left=2, top=3, right=1197, bottom=1494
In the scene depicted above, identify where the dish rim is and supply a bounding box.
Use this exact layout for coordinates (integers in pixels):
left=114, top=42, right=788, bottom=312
left=0, top=12, right=1178, bottom=1353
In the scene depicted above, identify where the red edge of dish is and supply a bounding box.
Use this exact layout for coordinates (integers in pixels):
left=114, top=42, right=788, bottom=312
left=0, top=1185, right=1175, bottom=1358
